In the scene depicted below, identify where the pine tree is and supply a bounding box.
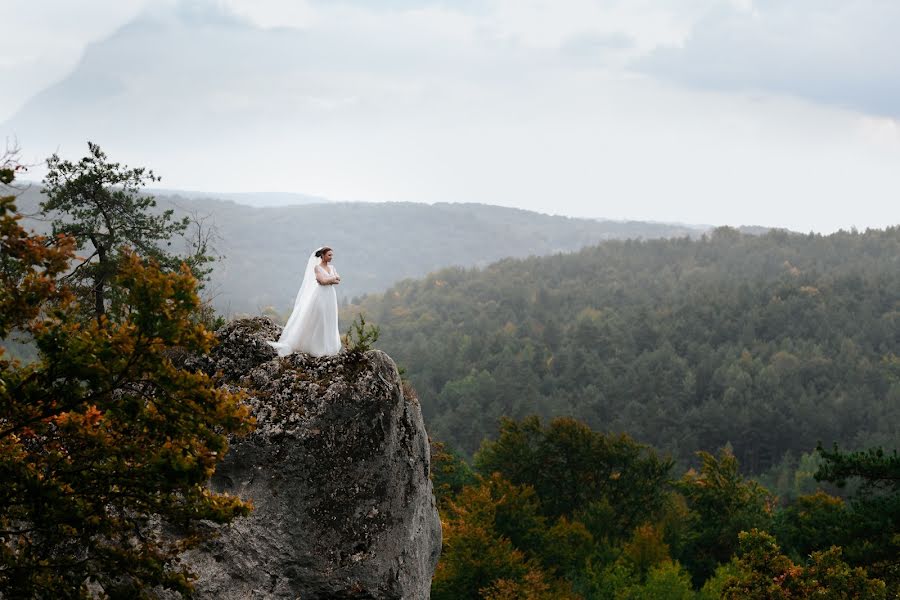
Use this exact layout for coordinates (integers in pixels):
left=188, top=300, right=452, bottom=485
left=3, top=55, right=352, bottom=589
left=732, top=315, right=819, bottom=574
left=42, top=142, right=211, bottom=322
left=1, top=163, right=252, bottom=598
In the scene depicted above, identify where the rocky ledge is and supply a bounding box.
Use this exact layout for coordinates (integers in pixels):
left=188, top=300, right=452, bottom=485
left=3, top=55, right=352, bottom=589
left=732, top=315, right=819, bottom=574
left=180, top=317, right=441, bottom=599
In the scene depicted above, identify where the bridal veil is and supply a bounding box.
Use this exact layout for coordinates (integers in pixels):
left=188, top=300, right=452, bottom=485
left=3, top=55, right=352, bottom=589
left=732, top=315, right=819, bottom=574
left=267, top=250, right=341, bottom=357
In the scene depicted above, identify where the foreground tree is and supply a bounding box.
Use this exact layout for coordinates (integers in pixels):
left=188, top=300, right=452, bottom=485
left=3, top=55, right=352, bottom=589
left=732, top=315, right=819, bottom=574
left=0, top=166, right=252, bottom=597
left=474, top=416, right=673, bottom=540
left=431, top=474, right=580, bottom=600
left=675, top=447, right=774, bottom=584
left=814, top=444, right=900, bottom=593
left=772, top=490, right=848, bottom=562
left=718, top=529, right=885, bottom=599
left=42, top=142, right=212, bottom=322
left=430, top=440, right=477, bottom=508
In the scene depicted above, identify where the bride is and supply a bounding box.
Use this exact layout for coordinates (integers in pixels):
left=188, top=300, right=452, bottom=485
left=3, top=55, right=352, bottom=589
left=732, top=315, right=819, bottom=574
left=268, top=246, right=342, bottom=357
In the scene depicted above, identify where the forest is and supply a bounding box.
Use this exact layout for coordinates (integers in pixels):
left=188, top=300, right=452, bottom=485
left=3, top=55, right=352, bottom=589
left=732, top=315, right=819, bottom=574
left=428, top=416, right=897, bottom=598
left=347, top=227, right=900, bottom=479
left=347, top=227, right=900, bottom=596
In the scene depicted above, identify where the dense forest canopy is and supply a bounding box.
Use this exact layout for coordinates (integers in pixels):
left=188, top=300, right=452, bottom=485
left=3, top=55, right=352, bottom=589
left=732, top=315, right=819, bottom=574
left=430, top=417, right=897, bottom=597
left=349, top=227, right=900, bottom=474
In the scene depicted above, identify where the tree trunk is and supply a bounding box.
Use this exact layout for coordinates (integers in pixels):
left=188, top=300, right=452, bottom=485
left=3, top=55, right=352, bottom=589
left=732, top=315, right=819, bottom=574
left=94, top=278, right=105, bottom=324
left=92, top=236, right=107, bottom=323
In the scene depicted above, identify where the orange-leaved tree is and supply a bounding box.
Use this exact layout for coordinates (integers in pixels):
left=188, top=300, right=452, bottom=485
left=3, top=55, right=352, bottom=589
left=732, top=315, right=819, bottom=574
left=431, top=473, right=581, bottom=600
left=0, top=163, right=253, bottom=598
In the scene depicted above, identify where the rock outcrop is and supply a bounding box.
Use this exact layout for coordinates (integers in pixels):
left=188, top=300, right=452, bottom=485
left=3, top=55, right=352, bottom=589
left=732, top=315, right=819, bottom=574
left=181, top=317, right=441, bottom=599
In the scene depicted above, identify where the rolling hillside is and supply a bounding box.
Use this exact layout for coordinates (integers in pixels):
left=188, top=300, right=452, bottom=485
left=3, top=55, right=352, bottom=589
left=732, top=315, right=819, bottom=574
left=348, top=226, right=900, bottom=472
left=9, top=184, right=704, bottom=314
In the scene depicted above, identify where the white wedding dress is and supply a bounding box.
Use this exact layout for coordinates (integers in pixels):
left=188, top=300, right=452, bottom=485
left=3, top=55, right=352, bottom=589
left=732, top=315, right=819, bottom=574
left=267, top=252, right=342, bottom=357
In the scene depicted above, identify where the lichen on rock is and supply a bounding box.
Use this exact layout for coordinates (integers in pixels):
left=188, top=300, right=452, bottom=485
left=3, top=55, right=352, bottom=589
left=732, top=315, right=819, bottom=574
left=178, top=317, right=441, bottom=599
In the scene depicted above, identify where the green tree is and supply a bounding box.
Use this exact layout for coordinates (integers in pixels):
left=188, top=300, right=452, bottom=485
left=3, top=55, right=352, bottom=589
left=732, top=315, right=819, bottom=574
left=619, top=524, right=672, bottom=580
left=42, top=142, right=210, bottom=322
left=586, top=559, right=694, bottom=600
left=632, top=562, right=695, bottom=600
left=675, top=447, right=774, bottom=584
left=541, top=517, right=594, bottom=578
left=772, top=490, right=848, bottom=561
left=698, top=562, right=742, bottom=600
left=814, top=444, right=900, bottom=592
left=720, top=529, right=886, bottom=599
left=475, top=416, right=672, bottom=541
left=430, top=440, right=477, bottom=507
left=0, top=169, right=252, bottom=597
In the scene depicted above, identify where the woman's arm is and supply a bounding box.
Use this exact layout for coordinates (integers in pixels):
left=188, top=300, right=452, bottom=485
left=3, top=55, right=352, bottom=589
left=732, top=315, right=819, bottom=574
left=315, top=266, right=340, bottom=285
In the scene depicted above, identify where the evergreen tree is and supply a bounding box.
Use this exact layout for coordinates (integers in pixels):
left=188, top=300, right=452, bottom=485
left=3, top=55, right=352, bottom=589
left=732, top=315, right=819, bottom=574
left=675, top=448, right=774, bottom=584
left=42, top=142, right=211, bottom=322
left=814, top=444, right=900, bottom=593
left=475, top=416, right=672, bottom=540
left=0, top=165, right=252, bottom=597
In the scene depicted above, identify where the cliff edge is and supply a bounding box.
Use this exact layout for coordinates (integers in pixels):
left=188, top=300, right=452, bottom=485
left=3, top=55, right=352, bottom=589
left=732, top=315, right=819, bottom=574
left=181, top=317, right=442, bottom=599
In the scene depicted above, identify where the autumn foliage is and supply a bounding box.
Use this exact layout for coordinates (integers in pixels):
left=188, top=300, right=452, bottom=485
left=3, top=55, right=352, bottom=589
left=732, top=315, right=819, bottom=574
left=718, top=530, right=886, bottom=599
left=431, top=416, right=894, bottom=598
left=0, top=166, right=252, bottom=597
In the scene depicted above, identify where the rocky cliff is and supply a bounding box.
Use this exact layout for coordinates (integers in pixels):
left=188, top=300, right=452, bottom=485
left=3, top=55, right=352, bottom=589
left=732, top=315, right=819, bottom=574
left=180, top=317, right=441, bottom=599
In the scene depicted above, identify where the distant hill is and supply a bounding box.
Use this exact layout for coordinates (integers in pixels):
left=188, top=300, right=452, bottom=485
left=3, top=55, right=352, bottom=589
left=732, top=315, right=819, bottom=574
left=146, top=187, right=329, bottom=208
left=9, top=185, right=706, bottom=314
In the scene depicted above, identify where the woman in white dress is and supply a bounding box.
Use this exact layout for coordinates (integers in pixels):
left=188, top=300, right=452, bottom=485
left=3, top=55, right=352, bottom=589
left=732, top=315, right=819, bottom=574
left=268, top=246, right=342, bottom=357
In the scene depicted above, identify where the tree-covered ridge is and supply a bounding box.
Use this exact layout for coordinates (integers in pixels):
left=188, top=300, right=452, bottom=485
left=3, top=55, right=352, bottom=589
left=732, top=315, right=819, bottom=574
left=350, top=227, right=900, bottom=471
left=11, top=184, right=705, bottom=315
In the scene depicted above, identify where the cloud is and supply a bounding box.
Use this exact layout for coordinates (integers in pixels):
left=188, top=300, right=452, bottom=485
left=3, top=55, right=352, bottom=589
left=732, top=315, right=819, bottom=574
left=308, top=0, right=487, bottom=11
left=3, top=0, right=900, bottom=232
left=560, top=31, right=635, bottom=64
left=636, top=0, right=900, bottom=117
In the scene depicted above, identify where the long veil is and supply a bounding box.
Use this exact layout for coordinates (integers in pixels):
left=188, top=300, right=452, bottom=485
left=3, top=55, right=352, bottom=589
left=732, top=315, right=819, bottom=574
left=267, top=251, right=320, bottom=356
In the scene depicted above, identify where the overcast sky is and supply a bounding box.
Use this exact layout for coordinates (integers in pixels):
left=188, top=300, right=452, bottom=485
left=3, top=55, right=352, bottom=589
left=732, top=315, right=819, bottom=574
left=2, top=0, right=899, bottom=231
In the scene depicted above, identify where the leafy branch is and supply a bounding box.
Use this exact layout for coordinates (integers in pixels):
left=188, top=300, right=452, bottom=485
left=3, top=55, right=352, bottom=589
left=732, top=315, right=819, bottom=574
left=345, top=314, right=380, bottom=355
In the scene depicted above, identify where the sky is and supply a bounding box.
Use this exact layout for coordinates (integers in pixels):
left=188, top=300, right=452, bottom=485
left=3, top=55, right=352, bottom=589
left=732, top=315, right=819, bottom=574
left=1, top=0, right=899, bottom=232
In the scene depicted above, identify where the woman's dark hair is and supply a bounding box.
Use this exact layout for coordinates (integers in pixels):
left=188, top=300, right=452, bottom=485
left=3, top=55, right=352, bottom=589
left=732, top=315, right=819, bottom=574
left=315, top=246, right=333, bottom=258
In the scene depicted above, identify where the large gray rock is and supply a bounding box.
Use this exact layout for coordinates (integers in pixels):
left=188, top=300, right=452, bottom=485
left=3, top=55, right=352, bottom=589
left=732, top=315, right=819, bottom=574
left=185, top=316, right=281, bottom=383
left=180, top=317, right=441, bottom=599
